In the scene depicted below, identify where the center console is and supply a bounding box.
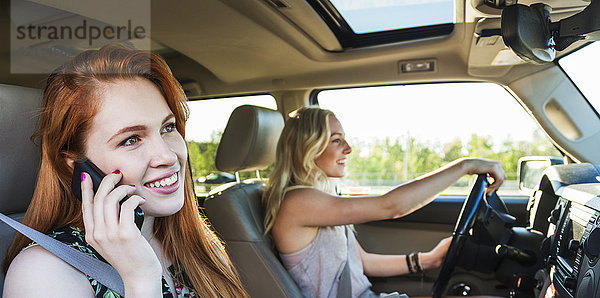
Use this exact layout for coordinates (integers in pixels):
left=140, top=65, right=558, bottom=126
left=528, top=164, right=600, bottom=297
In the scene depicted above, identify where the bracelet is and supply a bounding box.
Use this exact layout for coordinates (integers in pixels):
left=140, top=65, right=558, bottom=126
left=406, top=252, right=423, bottom=274
left=406, top=254, right=414, bottom=274
left=412, top=252, right=423, bottom=273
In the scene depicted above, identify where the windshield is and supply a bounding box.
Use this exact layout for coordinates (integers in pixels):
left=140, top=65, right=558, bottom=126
left=558, top=42, right=600, bottom=115
left=318, top=82, right=560, bottom=196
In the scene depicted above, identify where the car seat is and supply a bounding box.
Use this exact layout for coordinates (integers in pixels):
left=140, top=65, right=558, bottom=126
left=0, top=84, right=43, bottom=291
left=203, top=105, right=302, bottom=297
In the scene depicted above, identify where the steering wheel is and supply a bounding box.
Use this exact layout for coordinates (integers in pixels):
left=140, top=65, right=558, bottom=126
left=431, top=174, right=489, bottom=298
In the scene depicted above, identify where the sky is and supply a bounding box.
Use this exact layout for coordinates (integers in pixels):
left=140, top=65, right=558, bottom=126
left=186, top=95, right=276, bottom=142
left=185, top=82, right=545, bottom=148
left=559, top=41, right=600, bottom=113
left=318, top=83, right=542, bottom=146
left=330, top=0, right=454, bottom=33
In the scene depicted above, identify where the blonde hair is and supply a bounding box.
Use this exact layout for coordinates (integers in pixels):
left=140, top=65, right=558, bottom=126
left=3, top=44, right=248, bottom=297
left=262, top=107, right=335, bottom=233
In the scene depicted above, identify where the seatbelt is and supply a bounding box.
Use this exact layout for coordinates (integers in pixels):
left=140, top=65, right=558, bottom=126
left=0, top=213, right=125, bottom=296
left=337, top=226, right=352, bottom=298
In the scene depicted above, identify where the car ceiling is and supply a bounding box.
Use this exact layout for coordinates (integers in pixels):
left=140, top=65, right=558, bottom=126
left=0, top=0, right=592, bottom=97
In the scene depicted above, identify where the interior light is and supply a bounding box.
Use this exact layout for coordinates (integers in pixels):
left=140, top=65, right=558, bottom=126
left=399, top=59, right=436, bottom=73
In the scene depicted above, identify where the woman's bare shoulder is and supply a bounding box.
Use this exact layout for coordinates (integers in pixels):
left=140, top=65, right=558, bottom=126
left=3, top=245, right=94, bottom=297
left=283, top=186, right=329, bottom=201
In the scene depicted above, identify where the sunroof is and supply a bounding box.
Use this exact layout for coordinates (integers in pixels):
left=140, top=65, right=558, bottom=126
left=329, top=0, right=455, bottom=34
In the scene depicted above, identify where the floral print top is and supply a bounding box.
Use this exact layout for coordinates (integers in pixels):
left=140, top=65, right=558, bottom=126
left=26, top=226, right=196, bottom=298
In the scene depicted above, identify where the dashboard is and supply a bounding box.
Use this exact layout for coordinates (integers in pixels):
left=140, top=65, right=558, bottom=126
left=527, top=163, right=600, bottom=298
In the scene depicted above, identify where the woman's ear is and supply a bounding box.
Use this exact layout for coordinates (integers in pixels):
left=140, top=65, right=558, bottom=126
left=61, top=151, right=78, bottom=170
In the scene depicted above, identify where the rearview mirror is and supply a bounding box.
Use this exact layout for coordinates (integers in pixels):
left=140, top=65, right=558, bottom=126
left=518, top=156, right=563, bottom=195
left=502, top=1, right=600, bottom=64
left=501, top=4, right=555, bottom=64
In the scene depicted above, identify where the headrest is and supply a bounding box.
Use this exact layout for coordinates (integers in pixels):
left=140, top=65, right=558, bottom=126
left=0, top=84, right=43, bottom=214
left=215, top=105, right=284, bottom=172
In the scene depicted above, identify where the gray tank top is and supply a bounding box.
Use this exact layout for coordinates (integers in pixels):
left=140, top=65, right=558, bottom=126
left=280, top=225, right=372, bottom=298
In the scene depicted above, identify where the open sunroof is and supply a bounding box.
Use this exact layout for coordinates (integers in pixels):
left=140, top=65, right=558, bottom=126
left=308, top=0, right=455, bottom=48
left=331, top=0, right=454, bottom=33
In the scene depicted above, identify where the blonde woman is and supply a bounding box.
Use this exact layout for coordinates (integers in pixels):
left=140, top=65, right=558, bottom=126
left=263, top=107, right=506, bottom=298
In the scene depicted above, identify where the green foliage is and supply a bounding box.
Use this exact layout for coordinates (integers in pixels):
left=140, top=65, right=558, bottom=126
left=494, top=130, right=561, bottom=180
left=345, top=131, right=561, bottom=185
left=187, top=129, right=560, bottom=188
left=187, top=131, right=221, bottom=179
left=187, top=130, right=273, bottom=183
left=442, top=138, right=464, bottom=162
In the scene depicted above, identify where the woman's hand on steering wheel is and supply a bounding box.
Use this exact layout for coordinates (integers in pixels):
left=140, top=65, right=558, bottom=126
left=461, top=158, right=507, bottom=194
left=422, top=237, right=452, bottom=269
left=432, top=174, right=494, bottom=297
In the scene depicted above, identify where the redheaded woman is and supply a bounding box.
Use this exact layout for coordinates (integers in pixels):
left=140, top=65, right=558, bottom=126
left=3, top=45, right=248, bottom=297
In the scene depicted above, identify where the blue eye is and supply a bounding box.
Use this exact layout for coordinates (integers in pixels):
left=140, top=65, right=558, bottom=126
left=332, top=139, right=341, bottom=143
left=162, top=122, right=176, bottom=134
left=120, top=135, right=141, bottom=146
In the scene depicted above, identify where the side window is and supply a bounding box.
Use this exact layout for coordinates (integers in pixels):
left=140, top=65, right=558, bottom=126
left=185, top=95, right=277, bottom=195
left=558, top=42, right=600, bottom=115
left=317, top=83, right=560, bottom=196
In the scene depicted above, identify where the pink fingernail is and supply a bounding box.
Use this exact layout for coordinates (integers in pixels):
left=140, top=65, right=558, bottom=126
left=112, top=170, right=121, bottom=174
left=81, top=173, right=86, bottom=181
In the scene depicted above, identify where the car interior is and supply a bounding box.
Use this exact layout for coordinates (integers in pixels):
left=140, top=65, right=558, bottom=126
left=1, top=0, right=600, bottom=297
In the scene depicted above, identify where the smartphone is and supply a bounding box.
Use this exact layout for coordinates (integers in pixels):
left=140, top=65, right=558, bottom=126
left=71, top=158, right=144, bottom=230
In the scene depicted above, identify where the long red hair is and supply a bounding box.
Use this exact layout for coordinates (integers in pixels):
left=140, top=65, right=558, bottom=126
left=3, top=44, right=248, bottom=297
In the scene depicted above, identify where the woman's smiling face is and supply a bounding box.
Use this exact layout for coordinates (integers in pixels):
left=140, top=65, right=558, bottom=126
left=83, top=78, right=187, bottom=217
left=315, top=115, right=352, bottom=178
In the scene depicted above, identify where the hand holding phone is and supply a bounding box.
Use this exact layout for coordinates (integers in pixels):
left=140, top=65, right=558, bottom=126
left=71, top=159, right=144, bottom=230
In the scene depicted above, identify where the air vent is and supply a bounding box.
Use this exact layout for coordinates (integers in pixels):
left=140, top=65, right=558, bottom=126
left=265, top=0, right=290, bottom=9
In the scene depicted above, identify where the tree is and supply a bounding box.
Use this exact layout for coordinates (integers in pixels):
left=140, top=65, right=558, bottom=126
left=187, top=131, right=222, bottom=178
left=342, top=130, right=561, bottom=187
left=187, top=130, right=275, bottom=182
left=466, top=134, right=495, bottom=159
left=187, top=129, right=562, bottom=189
left=443, top=138, right=464, bottom=163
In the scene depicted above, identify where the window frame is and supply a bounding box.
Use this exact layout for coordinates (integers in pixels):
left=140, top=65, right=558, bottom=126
left=185, top=93, right=278, bottom=196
